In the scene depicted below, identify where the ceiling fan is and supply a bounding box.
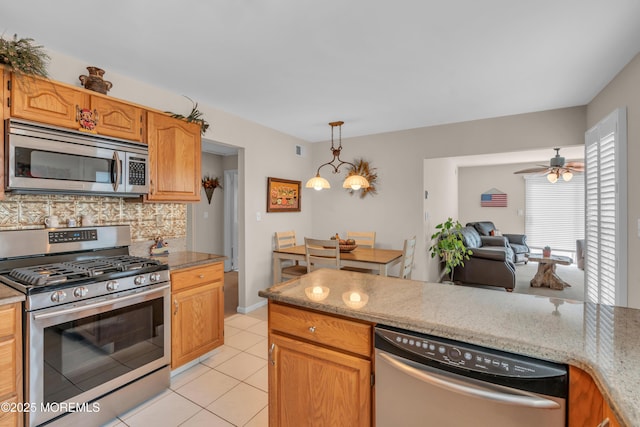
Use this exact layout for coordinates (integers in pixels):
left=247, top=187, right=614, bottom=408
left=513, top=148, right=584, bottom=183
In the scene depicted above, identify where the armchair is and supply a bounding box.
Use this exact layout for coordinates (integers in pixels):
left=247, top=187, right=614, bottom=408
left=453, top=226, right=516, bottom=291
left=466, top=221, right=530, bottom=264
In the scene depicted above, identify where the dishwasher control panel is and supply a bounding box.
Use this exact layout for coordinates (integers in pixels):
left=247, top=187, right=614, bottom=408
left=375, top=326, right=566, bottom=379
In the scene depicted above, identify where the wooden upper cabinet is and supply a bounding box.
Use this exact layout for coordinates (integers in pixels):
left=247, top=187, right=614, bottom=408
left=10, top=74, right=88, bottom=129
left=146, top=111, right=201, bottom=202
left=90, top=96, right=144, bottom=142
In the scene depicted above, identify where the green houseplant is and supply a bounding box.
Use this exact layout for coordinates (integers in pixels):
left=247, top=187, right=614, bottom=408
left=429, top=218, right=472, bottom=282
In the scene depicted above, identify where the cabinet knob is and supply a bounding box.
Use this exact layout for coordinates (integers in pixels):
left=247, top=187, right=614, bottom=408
left=308, top=326, right=316, bottom=333
left=597, top=418, right=610, bottom=427
left=199, top=274, right=205, bottom=279
left=173, top=299, right=178, bottom=315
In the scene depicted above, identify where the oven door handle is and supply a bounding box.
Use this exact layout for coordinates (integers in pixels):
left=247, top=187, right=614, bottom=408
left=33, top=284, right=169, bottom=320
left=377, top=352, right=561, bottom=409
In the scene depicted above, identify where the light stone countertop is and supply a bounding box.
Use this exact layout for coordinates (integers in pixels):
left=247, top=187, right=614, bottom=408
left=259, top=268, right=640, bottom=427
left=0, top=284, right=25, bottom=305
left=152, top=251, right=227, bottom=270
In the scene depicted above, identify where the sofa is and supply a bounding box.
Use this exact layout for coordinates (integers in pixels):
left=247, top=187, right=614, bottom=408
left=466, top=221, right=530, bottom=264
left=453, top=226, right=516, bottom=291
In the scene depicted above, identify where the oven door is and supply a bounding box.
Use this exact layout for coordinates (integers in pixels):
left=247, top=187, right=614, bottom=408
left=25, top=283, right=170, bottom=427
left=7, top=132, right=125, bottom=194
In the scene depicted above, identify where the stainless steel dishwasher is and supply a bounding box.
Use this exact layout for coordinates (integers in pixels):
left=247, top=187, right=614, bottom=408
left=375, top=325, right=568, bottom=427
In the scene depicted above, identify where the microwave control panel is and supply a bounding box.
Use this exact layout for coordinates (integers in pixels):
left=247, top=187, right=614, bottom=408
left=128, top=157, right=147, bottom=186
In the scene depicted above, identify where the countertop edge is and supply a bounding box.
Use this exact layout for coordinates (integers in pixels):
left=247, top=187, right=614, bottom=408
left=259, top=275, right=636, bottom=427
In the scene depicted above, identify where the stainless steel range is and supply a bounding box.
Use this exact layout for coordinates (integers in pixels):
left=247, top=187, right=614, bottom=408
left=0, top=225, right=171, bottom=427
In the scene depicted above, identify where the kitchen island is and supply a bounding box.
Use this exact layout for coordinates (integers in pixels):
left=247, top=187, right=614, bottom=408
left=259, top=269, right=640, bottom=427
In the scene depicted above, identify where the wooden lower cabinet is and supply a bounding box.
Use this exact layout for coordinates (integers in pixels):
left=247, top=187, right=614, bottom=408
left=0, top=302, right=23, bottom=427
left=268, top=302, right=372, bottom=427
left=569, top=365, right=621, bottom=427
left=171, top=263, right=224, bottom=369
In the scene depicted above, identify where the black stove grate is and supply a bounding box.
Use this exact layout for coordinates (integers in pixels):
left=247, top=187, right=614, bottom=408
left=8, top=255, right=163, bottom=287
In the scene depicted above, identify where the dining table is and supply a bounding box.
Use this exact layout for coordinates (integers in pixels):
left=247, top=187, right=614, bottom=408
left=272, top=245, right=403, bottom=284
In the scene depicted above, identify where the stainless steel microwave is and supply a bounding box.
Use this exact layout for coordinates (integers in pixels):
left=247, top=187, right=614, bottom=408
left=5, top=119, right=149, bottom=197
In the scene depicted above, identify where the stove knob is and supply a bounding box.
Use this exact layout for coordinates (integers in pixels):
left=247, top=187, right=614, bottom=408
left=106, top=281, right=119, bottom=291
left=51, top=290, right=67, bottom=303
left=134, top=275, right=146, bottom=286
left=73, top=286, right=89, bottom=298
left=149, top=272, right=161, bottom=282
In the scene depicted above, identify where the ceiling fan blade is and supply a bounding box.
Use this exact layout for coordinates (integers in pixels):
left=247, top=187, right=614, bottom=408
left=565, top=161, right=585, bottom=169
left=513, top=167, right=551, bottom=174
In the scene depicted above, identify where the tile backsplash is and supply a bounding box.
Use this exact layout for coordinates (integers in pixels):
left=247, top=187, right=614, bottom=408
left=0, top=194, right=186, bottom=255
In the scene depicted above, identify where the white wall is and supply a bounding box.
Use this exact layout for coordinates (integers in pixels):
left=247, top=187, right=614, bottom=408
left=458, top=163, right=529, bottom=234
left=188, top=152, right=225, bottom=255
left=310, top=107, right=587, bottom=282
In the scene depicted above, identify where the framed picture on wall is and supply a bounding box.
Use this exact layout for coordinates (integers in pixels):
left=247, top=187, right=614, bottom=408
left=267, top=177, right=301, bottom=212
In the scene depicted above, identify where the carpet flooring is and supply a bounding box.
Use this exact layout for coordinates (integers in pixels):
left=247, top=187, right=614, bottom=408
left=455, top=262, right=585, bottom=301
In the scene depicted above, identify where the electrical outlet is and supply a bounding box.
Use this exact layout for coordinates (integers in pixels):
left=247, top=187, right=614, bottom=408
left=256, top=211, right=262, bottom=221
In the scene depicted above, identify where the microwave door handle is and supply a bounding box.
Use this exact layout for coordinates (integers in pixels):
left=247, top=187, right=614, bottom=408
left=112, top=151, right=121, bottom=191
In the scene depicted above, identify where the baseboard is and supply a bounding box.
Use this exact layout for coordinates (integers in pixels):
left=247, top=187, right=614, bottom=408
left=237, top=299, right=267, bottom=314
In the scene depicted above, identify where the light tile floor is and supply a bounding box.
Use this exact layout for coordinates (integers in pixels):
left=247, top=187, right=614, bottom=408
left=103, top=305, right=269, bottom=427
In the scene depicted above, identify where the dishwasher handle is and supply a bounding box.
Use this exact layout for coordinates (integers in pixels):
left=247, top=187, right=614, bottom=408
left=378, top=352, right=561, bottom=410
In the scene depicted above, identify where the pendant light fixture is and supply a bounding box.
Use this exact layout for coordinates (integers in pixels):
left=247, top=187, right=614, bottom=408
left=305, top=121, right=370, bottom=191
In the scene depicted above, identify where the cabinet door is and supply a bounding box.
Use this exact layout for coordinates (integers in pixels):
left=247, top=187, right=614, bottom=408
left=10, top=75, right=88, bottom=129
left=147, top=111, right=201, bottom=201
left=91, top=96, right=144, bottom=141
left=0, top=302, right=22, bottom=427
left=269, top=333, right=371, bottom=427
left=171, top=281, right=224, bottom=369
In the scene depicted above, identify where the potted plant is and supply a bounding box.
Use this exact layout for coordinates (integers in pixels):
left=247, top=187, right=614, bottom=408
left=429, top=218, right=472, bottom=282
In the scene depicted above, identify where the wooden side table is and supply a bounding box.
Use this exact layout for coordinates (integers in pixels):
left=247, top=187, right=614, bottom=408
left=526, top=254, right=573, bottom=290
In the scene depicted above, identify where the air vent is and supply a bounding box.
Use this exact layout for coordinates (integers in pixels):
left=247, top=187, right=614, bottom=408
left=295, top=145, right=304, bottom=157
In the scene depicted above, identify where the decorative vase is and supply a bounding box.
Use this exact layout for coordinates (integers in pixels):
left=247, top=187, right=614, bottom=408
left=204, top=187, right=215, bottom=204
left=79, top=66, right=113, bottom=94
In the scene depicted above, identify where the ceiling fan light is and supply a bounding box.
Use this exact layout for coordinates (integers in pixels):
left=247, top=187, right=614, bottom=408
left=562, top=171, right=573, bottom=181
left=306, top=174, right=330, bottom=191
left=343, top=174, right=370, bottom=190
left=547, top=173, right=559, bottom=183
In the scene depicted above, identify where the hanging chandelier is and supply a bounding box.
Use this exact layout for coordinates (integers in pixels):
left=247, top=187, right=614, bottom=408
left=305, top=121, right=370, bottom=191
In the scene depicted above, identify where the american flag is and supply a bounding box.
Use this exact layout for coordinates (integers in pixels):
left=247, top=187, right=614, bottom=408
left=481, top=193, right=507, bottom=207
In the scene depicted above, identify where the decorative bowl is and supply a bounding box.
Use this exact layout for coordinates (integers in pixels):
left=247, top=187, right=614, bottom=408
left=339, top=244, right=358, bottom=253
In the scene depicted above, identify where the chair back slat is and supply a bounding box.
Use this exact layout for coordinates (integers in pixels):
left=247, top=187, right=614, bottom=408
left=346, top=231, right=376, bottom=248
left=400, top=236, right=417, bottom=279
left=305, top=238, right=340, bottom=272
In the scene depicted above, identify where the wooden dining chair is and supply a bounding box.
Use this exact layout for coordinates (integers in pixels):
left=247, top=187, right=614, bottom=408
left=305, top=237, right=340, bottom=272
left=275, top=231, right=307, bottom=281
left=346, top=231, right=376, bottom=248
left=398, top=236, right=417, bottom=279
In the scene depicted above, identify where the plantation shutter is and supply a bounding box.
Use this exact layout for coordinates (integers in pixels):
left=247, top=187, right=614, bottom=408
left=584, top=108, right=627, bottom=306
left=524, top=174, right=585, bottom=252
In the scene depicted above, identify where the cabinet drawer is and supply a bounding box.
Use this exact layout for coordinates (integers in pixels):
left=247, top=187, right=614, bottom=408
left=269, top=302, right=372, bottom=358
left=171, top=262, right=223, bottom=292
left=0, top=305, right=16, bottom=338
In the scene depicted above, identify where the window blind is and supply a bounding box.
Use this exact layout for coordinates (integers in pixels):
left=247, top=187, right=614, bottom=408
left=524, top=174, right=584, bottom=252
left=584, top=108, right=627, bottom=306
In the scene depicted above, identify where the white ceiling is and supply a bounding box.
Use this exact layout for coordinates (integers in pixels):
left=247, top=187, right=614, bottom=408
left=2, top=1, right=640, bottom=143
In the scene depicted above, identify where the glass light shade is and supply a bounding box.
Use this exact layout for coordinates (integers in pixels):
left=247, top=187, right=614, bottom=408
left=305, top=175, right=330, bottom=191
left=547, top=173, right=559, bottom=183
left=342, top=174, right=370, bottom=190
left=562, top=171, right=573, bottom=181
left=342, top=291, right=369, bottom=309
left=305, top=286, right=330, bottom=302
